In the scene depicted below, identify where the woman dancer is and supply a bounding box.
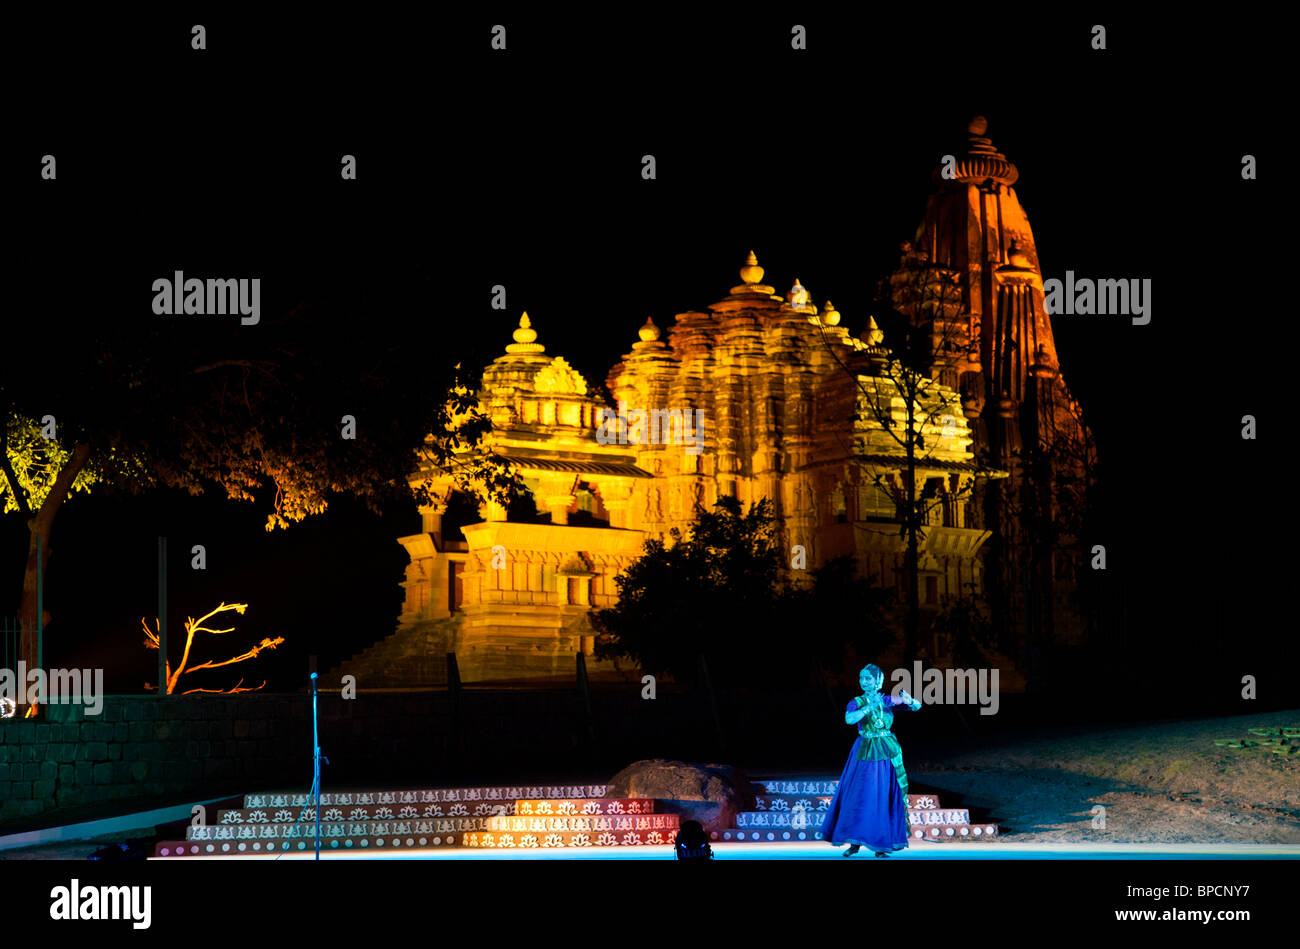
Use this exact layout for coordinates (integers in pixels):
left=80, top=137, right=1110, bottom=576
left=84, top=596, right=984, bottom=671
left=821, top=663, right=922, bottom=857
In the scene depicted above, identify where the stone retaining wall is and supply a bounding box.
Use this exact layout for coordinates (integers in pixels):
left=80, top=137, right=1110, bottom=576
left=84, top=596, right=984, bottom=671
left=1, top=689, right=839, bottom=826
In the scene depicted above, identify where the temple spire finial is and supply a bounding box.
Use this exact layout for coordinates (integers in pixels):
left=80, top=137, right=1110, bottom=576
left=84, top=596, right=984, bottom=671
left=739, top=250, right=764, bottom=285
left=786, top=278, right=812, bottom=311
left=514, top=312, right=536, bottom=341
left=506, top=311, right=545, bottom=354
left=638, top=316, right=661, bottom=343
left=935, top=115, right=1017, bottom=186
left=862, top=315, right=885, bottom=348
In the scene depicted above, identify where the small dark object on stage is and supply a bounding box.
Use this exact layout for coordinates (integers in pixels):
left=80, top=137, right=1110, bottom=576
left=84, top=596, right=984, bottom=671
left=675, top=820, right=713, bottom=860
left=88, top=840, right=148, bottom=861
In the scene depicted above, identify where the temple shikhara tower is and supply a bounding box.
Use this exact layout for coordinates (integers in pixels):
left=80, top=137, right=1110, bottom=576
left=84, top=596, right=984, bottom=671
left=329, top=117, right=1093, bottom=689
left=888, top=116, right=1096, bottom=679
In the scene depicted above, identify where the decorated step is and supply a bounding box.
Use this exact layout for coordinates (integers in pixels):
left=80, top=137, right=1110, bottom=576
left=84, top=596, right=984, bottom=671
left=217, top=796, right=657, bottom=824
left=218, top=801, right=516, bottom=823
left=755, top=780, right=839, bottom=796
left=155, top=833, right=467, bottom=857
left=753, top=791, right=945, bottom=809
left=736, top=807, right=969, bottom=829
left=907, top=794, right=946, bottom=810
left=243, top=786, right=610, bottom=808
left=753, top=796, right=834, bottom=811
left=710, top=823, right=999, bottom=843
left=464, top=828, right=677, bottom=848
left=714, top=827, right=826, bottom=842
left=907, top=808, right=971, bottom=826
left=190, top=817, right=489, bottom=841
left=910, top=824, right=998, bottom=840
left=513, top=798, right=658, bottom=816
left=484, top=814, right=679, bottom=833
left=737, top=810, right=827, bottom=829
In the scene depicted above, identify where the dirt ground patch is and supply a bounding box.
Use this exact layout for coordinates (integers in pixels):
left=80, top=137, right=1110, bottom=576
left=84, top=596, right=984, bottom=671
left=907, top=709, right=1300, bottom=844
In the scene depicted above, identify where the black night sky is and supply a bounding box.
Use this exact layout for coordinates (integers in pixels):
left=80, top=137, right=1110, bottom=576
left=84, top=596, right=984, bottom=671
left=6, top=11, right=1291, bottom=709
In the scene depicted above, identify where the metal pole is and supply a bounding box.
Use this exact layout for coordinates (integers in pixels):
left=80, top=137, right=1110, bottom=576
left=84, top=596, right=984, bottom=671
left=158, top=537, right=167, bottom=696
left=311, top=671, right=320, bottom=860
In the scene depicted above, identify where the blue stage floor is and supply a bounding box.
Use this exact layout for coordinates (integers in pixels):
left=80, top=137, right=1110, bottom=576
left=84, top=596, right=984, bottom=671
left=144, top=842, right=1300, bottom=860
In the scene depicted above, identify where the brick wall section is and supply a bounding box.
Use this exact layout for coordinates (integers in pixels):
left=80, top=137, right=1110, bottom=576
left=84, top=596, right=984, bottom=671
left=0, top=689, right=836, bottom=827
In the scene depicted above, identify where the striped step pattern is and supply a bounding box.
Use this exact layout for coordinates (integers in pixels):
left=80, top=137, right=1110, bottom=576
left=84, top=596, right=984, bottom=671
left=752, top=793, right=944, bottom=811
left=717, top=827, right=825, bottom=843
left=156, top=833, right=465, bottom=857
left=212, top=797, right=657, bottom=827
left=737, top=810, right=828, bottom=829
left=723, top=819, right=996, bottom=842
left=513, top=799, right=658, bottom=816
left=243, top=785, right=610, bottom=808
left=907, top=808, right=970, bottom=826
left=735, top=807, right=972, bottom=828
left=753, top=795, right=833, bottom=811
left=757, top=780, right=839, bottom=796
left=464, top=804, right=681, bottom=848
left=191, top=818, right=490, bottom=840
left=909, top=824, right=998, bottom=840
left=152, top=780, right=998, bottom=855
left=711, top=780, right=998, bottom=844
left=217, top=802, right=517, bottom=823
left=463, top=828, right=676, bottom=848
left=154, top=785, right=664, bottom=856
left=484, top=814, right=678, bottom=833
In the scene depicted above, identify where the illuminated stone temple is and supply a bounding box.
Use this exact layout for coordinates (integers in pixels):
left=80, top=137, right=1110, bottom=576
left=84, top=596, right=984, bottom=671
left=330, top=118, right=1091, bottom=688
left=337, top=277, right=1006, bottom=687
left=887, top=116, right=1096, bottom=672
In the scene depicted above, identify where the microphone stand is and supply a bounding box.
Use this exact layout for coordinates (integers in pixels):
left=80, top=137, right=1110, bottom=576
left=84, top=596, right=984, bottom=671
left=310, top=672, right=326, bottom=860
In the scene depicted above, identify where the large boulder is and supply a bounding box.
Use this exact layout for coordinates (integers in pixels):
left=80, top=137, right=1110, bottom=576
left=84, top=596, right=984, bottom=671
left=607, top=759, right=754, bottom=834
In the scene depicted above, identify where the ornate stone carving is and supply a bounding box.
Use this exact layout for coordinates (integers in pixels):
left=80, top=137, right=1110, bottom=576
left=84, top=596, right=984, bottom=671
left=534, top=356, right=589, bottom=395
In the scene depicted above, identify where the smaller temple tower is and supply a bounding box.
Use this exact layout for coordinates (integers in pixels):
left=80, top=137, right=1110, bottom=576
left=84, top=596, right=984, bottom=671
left=396, top=313, right=655, bottom=684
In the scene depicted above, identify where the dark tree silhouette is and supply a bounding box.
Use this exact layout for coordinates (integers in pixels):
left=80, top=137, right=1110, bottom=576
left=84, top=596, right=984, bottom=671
left=591, top=497, right=893, bottom=690
left=810, top=248, right=994, bottom=660
left=2, top=292, right=521, bottom=698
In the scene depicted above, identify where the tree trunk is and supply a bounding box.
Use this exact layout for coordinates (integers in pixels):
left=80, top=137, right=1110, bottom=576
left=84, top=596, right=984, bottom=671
left=904, top=405, right=920, bottom=659
left=905, top=524, right=919, bottom=658
left=17, top=443, right=91, bottom=683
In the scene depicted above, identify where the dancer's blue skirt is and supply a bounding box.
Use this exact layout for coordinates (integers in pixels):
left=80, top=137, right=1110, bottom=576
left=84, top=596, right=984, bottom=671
left=820, top=736, right=910, bottom=852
